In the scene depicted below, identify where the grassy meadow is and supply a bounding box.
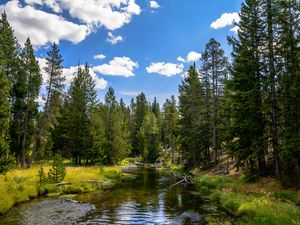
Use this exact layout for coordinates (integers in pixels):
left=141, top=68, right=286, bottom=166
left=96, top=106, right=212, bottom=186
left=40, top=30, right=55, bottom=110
left=0, top=165, right=124, bottom=215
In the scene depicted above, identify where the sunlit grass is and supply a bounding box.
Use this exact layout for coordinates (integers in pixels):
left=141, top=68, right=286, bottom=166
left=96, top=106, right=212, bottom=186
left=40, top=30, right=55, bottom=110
left=194, top=174, right=300, bottom=225
left=0, top=164, right=123, bottom=215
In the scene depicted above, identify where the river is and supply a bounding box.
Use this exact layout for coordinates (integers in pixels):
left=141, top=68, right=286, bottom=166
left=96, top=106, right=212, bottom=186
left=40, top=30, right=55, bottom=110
left=0, top=168, right=232, bottom=225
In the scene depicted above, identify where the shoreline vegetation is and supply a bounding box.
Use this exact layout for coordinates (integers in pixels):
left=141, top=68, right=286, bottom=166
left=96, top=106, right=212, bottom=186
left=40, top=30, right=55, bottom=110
left=191, top=170, right=300, bottom=225
left=1, top=161, right=300, bottom=225
left=0, top=163, right=136, bottom=215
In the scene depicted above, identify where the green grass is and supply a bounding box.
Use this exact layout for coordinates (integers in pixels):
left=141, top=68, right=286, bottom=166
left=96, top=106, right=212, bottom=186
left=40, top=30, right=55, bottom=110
left=195, top=175, right=300, bottom=225
left=0, top=165, right=124, bottom=215
left=211, top=191, right=300, bottom=225
left=195, top=175, right=233, bottom=189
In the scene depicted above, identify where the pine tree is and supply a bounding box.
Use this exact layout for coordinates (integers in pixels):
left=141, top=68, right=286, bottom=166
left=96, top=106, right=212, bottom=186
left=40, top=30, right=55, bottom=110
left=178, top=65, right=206, bottom=166
left=0, top=47, right=12, bottom=174
left=33, top=42, right=64, bottom=158
left=227, top=0, right=267, bottom=176
left=48, top=153, right=66, bottom=183
left=277, top=0, right=300, bottom=184
left=162, top=95, right=179, bottom=163
left=200, top=38, right=229, bottom=165
left=11, top=38, right=41, bottom=167
left=66, top=64, right=96, bottom=165
left=0, top=12, right=20, bottom=107
left=132, top=93, right=148, bottom=156
left=139, top=111, right=161, bottom=163
left=261, top=0, right=281, bottom=176
left=99, top=87, right=131, bottom=165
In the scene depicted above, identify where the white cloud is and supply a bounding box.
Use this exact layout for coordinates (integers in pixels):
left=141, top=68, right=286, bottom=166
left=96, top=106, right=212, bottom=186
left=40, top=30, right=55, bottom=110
left=210, top=12, right=240, bottom=29
left=93, top=57, right=138, bottom=77
left=38, top=58, right=107, bottom=90
left=177, top=56, right=186, bottom=63
left=146, top=62, right=184, bottom=77
left=186, top=51, right=202, bottom=62
left=94, top=54, right=106, bottom=60
left=177, top=51, right=202, bottom=63
left=150, top=1, right=160, bottom=9
left=0, top=0, right=91, bottom=47
left=119, top=91, right=140, bottom=97
left=230, top=26, right=239, bottom=33
left=37, top=57, right=48, bottom=86
left=25, top=0, right=61, bottom=13
left=107, top=32, right=123, bottom=44
left=63, top=65, right=108, bottom=90
left=59, top=0, right=141, bottom=30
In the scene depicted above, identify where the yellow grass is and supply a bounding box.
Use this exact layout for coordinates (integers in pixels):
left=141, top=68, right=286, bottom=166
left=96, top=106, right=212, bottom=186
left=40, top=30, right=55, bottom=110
left=0, top=165, right=122, bottom=215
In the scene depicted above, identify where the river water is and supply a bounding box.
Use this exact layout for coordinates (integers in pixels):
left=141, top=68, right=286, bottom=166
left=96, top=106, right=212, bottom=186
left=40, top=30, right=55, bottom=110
left=0, top=168, right=232, bottom=225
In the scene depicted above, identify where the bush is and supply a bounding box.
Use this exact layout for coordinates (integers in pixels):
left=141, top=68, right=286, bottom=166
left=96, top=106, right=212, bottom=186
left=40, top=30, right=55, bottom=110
left=48, top=154, right=66, bottom=183
left=102, top=167, right=122, bottom=179
left=37, top=164, right=48, bottom=185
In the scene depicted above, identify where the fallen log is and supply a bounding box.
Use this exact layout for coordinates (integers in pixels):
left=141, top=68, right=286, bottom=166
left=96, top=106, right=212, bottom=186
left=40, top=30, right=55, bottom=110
left=170, top=179, right=186, bottom=188
left=167, top=169, right=194, bottom=186
left=54, top=180, right=103, bottom=186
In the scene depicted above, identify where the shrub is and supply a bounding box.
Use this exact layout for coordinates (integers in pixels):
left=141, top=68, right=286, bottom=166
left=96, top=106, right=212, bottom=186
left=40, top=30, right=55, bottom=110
left=37, top=164, right=48, bottom=185
left=48, top=154, right=66, bottom=184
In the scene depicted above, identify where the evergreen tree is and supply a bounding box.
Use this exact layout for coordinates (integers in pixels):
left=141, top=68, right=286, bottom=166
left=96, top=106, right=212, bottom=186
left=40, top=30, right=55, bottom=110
left=33, top=43, right=64, bottom=158
left=277, top=0, right=300, bottom=184
left=227, top=0, right=267, bottom=176
left=11, top=38, right=41, bottom=167
left=66, top=64, right=96, bottom=165
left=0, top=47, right=12, bottom=173
left=48, top=153, right=66, bottom=183
left=261, top=0, right=281, bottom=176
left=99, top=87, right=131, bottom=165
left=162, top=95, right=179, bottom=163
left=178, top=65, right=206, bottom=166
left=200, top=38, right=229, bottom=165
left=139, top=111, right=161, bottom=163
left=0, top=12, right=20, bottom=107
left=131, top=92, right=148, bottom=156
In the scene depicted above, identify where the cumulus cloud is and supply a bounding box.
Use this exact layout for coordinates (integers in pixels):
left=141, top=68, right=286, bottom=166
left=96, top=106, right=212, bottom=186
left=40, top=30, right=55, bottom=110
left=38, top=58, right=107, bottom=90
left=93, top=57, right=139, bottom=77
left=186, top=51, right=202, bottom=62
left=146, top=62, right=184, bottom=77
left=150, top=1, right=160, bottom=9
left=59, top=0, right=141, bottom=30
left=25, top=0, right=61, bottom=13
left=210, top=12, right=240, bottom=29
left=177, top=56, right=186, bottom=63
left=107, top=32, right=123, bottom=44
left=94, top=54, right=106, bottom=60
left=63, top=66, right=108, bottom=90
left=0, top=0, right=91, bottom=47
left=0, top=0, right=142, bottom=47
left=177, top=51, right=202, bottom=63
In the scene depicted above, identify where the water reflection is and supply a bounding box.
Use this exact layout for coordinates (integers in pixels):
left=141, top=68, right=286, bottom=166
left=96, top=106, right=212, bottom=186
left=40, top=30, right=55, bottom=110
left=76, top=169, right=206, bottom=225
left=0, top=168, right=232, bottom=225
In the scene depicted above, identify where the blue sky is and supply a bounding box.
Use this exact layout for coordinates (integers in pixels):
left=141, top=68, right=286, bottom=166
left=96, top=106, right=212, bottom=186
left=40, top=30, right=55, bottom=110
left=0, top=0, right=242, bottom=105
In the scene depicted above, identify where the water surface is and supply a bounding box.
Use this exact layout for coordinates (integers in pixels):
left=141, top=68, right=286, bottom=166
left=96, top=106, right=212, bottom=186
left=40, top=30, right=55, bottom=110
left=0, top=168, right=232, bottom=225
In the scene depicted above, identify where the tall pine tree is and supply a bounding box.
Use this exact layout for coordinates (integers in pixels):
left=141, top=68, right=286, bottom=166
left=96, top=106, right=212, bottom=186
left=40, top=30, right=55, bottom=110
left=178, top=65, right=206, bottom=166
left=227, top=0, right=267, bottom=176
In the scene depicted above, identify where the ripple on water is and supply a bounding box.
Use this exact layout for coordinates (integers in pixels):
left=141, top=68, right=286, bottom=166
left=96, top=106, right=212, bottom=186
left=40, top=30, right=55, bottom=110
left=19, top=199, right=95, bottom=225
